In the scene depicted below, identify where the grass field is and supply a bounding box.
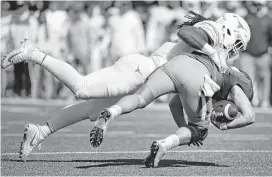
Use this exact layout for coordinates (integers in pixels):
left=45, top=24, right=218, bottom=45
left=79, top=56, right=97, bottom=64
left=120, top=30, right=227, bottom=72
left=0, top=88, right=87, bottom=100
left=1, top=102, right=272, bottom=176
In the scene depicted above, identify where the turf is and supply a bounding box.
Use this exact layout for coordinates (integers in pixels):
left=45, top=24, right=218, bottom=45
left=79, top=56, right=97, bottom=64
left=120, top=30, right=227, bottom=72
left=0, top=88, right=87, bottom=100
left=1, top=104, right=272, bottom=176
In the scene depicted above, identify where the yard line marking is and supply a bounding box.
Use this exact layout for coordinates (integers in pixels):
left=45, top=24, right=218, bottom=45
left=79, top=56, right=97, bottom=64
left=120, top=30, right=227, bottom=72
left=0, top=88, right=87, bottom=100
left=2, top=150, right=272, bottom=156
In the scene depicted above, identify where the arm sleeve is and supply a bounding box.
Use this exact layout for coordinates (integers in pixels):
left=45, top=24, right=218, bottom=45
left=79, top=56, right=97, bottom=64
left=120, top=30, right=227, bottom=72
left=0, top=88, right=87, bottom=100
left=223, top=70, right=254, bottom=101
left=177, top=26, right=213, bottom=50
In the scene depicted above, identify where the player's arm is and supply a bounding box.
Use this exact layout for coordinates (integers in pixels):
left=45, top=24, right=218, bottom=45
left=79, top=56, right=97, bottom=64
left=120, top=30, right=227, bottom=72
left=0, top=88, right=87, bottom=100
left=177, top=26, right=216, bottom=57
left=177, top=24, right=227, bottom=73
left=224, top=85, right=255, bottom=129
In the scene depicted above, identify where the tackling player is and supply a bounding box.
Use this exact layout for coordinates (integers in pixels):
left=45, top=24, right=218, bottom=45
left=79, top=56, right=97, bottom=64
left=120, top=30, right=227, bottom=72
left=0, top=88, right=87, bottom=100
left=89, top=14, right=255, bottom=168
left=1, top=12, right=248, bottom=161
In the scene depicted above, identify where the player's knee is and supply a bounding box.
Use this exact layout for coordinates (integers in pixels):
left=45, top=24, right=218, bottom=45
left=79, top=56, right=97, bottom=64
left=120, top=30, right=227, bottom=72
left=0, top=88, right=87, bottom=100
left=136, top=94, right=148, bottom=108
left=135, top=84, right=155, bottom=106
left=186, top=123, right=208, bottom=144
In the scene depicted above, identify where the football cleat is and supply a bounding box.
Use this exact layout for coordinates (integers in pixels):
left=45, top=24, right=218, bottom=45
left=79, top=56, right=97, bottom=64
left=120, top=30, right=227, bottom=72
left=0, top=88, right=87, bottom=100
left=1, top=39, right=38, bottom=69
left=90, top=109, right=112, bottom=148
left=144, top=141, right=166, bottom=168
left=19, top=124, right=44, bottom=162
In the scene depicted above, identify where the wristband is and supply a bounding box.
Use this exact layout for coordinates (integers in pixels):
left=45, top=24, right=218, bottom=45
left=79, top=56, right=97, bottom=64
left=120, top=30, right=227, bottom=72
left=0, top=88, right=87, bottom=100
left=220, top=122, right=228, bottom=130
left=202, top=43, right=216, bottom=56
left=40, top=54, right=48, bottom=66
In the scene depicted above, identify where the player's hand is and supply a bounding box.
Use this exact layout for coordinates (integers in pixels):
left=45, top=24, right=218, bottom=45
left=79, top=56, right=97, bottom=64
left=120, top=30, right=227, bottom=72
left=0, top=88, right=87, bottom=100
left=210, top=52, right=228, bottom=73
left=210, top=111, right=228, bottom=130
left=211, top=112, right=221, bottom=129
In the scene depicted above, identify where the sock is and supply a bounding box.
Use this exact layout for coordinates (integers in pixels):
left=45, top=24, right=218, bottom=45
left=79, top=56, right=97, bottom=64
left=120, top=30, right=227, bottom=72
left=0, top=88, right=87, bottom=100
left=159, top=134, right=180, bottom=151
left=40, top=125, right=52, bottom=138
left=31, top=50, right=46, bottom=65
left=108, top=105, right=122, bottom=118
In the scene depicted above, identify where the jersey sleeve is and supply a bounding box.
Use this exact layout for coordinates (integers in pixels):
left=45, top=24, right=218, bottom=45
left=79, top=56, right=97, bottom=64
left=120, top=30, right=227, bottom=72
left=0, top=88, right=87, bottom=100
left=222, top=69, right=254, bottom=101
left=194, top=20, right=222, bottom=47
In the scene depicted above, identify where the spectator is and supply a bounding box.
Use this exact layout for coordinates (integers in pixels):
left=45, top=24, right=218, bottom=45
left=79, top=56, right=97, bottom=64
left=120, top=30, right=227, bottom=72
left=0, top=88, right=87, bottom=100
left=10, top=1, right=32, bottom=97
left=45, top=1, right=69, bottom=99
left=1, top=1, right=13, bottom=97
left=31, top=6, right=50, bottom=99
left=2, top=0, right=271, bottom=103
left=108, top=1, right=146, bottom=63
left=237, top=1, right=272, bottom=107
left=88, top=5, right=106, bottom=72
left=27, top=2, right=40, bottom=98
left=146, top=2, right=174, bottom=55
left=267, top=1, right=272, bottom=105
left=67, top=3, right=90, bottom=75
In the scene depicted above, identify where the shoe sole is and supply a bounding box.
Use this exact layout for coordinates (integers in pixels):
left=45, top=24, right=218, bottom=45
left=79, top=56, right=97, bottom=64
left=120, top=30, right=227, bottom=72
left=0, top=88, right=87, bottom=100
left=144, top=141, right=159, bottom=168
left=90, top=110, right=111, bottom=148
left=19, top=124, right=30, bottom=162
left=90, top=126, right=104, bottom=148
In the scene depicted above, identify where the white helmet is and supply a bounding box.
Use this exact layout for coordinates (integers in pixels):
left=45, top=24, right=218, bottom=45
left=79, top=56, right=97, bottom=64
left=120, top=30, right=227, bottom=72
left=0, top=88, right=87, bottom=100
left=216, top=13, right=251, bottom=61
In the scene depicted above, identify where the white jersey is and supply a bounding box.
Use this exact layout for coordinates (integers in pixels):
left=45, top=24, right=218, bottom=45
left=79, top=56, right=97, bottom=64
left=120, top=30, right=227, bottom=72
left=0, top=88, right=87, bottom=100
left=150, top=20, right=224, bottom=68
left=150, top=40, right=195, bottom=67
left=194, top=20, right=224, bottom=49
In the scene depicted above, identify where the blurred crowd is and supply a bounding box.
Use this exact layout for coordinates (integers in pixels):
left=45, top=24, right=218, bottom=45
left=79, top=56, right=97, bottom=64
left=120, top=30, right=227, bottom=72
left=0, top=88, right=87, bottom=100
left=1, top=1, right=272, bottom=107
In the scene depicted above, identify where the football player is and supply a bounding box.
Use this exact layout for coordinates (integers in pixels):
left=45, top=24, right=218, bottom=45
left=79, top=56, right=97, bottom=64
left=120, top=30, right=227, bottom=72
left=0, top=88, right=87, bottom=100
left=89, top=14, right=255, bottom=168
left=1, top=12, right=247, bottom=161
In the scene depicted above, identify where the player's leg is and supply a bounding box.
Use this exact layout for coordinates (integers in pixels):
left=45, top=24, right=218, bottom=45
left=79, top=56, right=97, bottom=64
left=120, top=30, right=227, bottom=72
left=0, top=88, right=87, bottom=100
left=168, top=94, right=188, bottom=128
left=90, top=67, right=176, bottom=148
left=1, top=39, right=88, bottom=96
left=46, top=97, right=123, bottom=132
left=75, top=54, right=155, bottom=99
left=19, top=96, right=122, bottom=161
left=1, top=41, right=152, bottom=99
left=145, top=55, right=211, bottom=167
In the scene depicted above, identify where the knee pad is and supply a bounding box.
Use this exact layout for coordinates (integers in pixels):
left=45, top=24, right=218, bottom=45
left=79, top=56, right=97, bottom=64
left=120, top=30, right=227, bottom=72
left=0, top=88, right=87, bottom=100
left=74, top=78, right=89, bottom=100
left=75, top=91, right=89, bottom=100
left=186, top=123, right=208, bottom=144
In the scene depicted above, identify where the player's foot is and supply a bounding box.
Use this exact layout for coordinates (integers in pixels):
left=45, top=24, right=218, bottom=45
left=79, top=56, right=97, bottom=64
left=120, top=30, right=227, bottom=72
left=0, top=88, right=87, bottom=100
left=90, top=109, right=112, bottom=148
left=19, top=124, right=44, bottom=162
left=1, top=39, right=39, bottom=69
left=144, top=141, right=167, bottom=168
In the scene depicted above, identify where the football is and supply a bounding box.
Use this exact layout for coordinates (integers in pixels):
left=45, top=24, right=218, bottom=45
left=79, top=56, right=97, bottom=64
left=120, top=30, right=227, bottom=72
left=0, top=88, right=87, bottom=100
left=213, top=100, right=239, bottom=122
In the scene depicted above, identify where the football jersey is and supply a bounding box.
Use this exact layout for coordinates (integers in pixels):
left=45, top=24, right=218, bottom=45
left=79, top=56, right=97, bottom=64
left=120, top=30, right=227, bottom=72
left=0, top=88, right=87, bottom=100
left=150, top=39, right=195, bottom=67
left=194, top=20, right=224, bottom=48
left=213, top=67, right=254, bottom=101
left=187, top=52, right=253, bottom=102
left=150, top=20, right=223, bottom=68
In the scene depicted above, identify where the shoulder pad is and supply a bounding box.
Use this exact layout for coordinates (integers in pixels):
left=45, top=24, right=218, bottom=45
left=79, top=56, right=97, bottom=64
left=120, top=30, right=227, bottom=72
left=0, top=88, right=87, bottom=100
left=194, top=20, right=223, bottom=47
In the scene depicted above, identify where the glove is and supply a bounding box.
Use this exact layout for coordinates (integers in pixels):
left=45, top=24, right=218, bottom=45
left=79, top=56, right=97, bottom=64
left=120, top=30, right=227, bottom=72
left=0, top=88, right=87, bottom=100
left=188, top=140, right=203, bottom=147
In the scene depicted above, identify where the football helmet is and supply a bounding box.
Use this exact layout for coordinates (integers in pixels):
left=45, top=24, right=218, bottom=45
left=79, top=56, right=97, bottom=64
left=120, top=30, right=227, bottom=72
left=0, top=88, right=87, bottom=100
left=216, top=13, right=251, bottom=61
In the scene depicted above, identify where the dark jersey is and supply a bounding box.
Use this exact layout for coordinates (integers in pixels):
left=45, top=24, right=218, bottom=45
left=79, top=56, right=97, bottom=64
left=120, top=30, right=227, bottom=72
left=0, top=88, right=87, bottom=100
left=213, top=68, right=254, bottom=102
left=188, top=51, right=254, bottom=101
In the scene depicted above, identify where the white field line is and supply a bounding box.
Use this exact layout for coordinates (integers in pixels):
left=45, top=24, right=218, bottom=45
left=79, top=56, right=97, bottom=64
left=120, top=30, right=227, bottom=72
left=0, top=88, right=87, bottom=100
left=2, top=150, right=272, bottom=156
